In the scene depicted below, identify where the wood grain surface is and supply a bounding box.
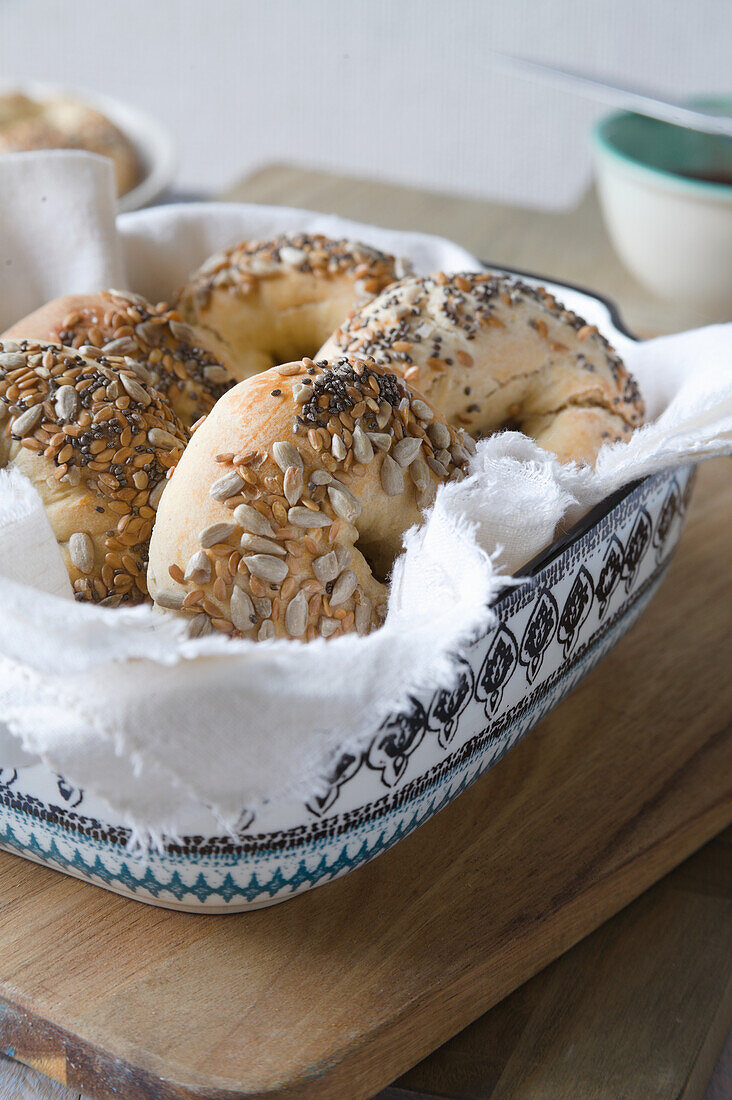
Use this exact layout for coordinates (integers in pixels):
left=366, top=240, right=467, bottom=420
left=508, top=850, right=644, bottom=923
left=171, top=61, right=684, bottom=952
left=0, top=453, right=729, bottom=1099
left=392, top=824, right=732, bottom=1099
left=1, top=167, right=730, bottom=1099
left=7, top=830, right=730, bottom=1100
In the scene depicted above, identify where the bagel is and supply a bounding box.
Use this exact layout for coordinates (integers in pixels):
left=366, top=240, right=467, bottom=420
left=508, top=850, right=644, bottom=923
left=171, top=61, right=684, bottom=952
left=0, top=339, right=188, bottom=604
left=318, top=272, right=645, bottom=465
left=2, top=290, right=237, bottom=427
left=175, top=234, right=410, bottom=382
left=148, top=356, right=473, bottom=641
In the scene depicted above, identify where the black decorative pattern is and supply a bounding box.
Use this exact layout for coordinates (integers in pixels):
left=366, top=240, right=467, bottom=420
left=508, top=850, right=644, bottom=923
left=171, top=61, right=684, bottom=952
left=654, top=478, right=680, bottom=562
left=56, top=775, right=84, bottom=808
left=622, top=507, right=652, bottom=591
left=596, top=535, right=624, bottom=620
left=306, top=750, right=363, bottom=818
left=428, top=657, right=475, bottom=747
left=366, top=698, right=430, bottom=787
left=475, top=624, right=519, bottom=717
left=558, top=567, right=595, bottom=657
left=519, top=589, right=559, bottom=683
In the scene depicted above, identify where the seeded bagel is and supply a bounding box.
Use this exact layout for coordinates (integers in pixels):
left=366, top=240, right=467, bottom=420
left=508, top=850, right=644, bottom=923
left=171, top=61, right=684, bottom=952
left=175, top=234, right=410, bottom=383
left=2, top=289, right=238, bottom=427
left=148, top=356, right=473, bottom=641
left=0, top=340, right=188, bottom=605
left=318, top=272, right=645, bottom=466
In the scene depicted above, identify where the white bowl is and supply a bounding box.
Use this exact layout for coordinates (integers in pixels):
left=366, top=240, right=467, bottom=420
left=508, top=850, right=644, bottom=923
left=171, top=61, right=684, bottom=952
left=0, top=81, right=176, bottom=212
left=593, top=103, right=732, bottom=319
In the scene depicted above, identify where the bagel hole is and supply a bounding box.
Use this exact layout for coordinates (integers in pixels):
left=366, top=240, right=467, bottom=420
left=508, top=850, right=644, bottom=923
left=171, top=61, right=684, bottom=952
left=354, top=534, right=390, bottom=585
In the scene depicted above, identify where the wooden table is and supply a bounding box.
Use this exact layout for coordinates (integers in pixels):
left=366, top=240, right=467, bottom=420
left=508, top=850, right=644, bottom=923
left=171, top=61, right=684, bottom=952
left=1, top=166, right=729, bottom=1100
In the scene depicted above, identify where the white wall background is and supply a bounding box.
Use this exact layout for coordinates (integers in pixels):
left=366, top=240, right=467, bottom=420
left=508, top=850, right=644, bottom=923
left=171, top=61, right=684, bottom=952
left=0, top=0, right=729, bottom=207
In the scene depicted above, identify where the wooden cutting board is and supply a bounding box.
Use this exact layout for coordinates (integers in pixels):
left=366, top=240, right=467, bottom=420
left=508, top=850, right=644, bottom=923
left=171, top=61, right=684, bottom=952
left=0, top=455, right=729, bottom=1099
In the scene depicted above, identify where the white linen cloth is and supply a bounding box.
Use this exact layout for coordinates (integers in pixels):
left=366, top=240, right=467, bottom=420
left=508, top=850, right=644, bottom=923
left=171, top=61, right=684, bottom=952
left=0, top=153, right=729, bottom=838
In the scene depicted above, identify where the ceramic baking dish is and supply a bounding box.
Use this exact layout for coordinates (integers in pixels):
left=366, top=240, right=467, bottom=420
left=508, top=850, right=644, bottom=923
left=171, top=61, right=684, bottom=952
left=0, top=269, right=695, bottom=912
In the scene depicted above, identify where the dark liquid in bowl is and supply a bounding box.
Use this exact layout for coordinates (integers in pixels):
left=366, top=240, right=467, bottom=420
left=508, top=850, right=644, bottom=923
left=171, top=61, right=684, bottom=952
left=676, top=169, right=732, bottom=185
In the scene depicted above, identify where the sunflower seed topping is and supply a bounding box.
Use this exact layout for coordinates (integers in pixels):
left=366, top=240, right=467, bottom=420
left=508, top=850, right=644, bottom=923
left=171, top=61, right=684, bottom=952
left=11, top=405, right=43, bottom=437
left=380, top=454, right=404, bottom=496
left=330, top=569, right=358, bottom=606
left=392, top=436, right=422, bottom=467
left=367, top=431, right=392, bottom=452
left=327, top=484, right=362, bottom=523
left=0, top=351, right=26, bottom=368
left=335, top=545, right=353, bottom=571
left=233, top=504, right=276, bottom=537
left=461, top=430, right=477, bottom=455
left=279, top=245, right=308, bottom=266
left=185, top=550, right=211, bottom=583
left=288, top=506, right=331, bottom=528
left=169, top=320, right=196, bottom=343
left=427, top=455, right=450, bottom=478
left=283, top=465, right=304, bottom=505
left=108, top=288, right=147, bottom=305
left=253, top=596, right=272, bottom=618
left=54, top=385, right=79, bottom=421
left=418, top=481, right=437, bottom=509
left=188, top=614, right=212, bottom=638
left=148, top=427, right=180, bottom=450
left=312, top=551, right=339, bottom=585
left=355, top=596, right=372, bottom=635
left=352, top=423, right=374, bottom=463
left=451, top=443, right=471, bottom=465
left=411, top=398, right=433, bottom=421
left=240, top=533, right=287, bottom=556
left=124, top=356, right=155, bottom=385
left=200, top=521, right=237, bottom=548
left=203, top=364, right=231, bottom=384
left=156, top=590, right=186, bottom=611
left=320, top=618, right=340, bottom=637
left=102, top=336, right=136, bottom=355
left=427, top=421, right=451, bottom=450
left=230, top=587, right=256, bottom=632
left=272, top=440, right=303, bottom=471
left=285, top=590, right=308, bottom=636
left=410, top=457, right=430, bottom=492
left=210, top=470, right=245, bottom=501
left=245, top=554, right=289, bottom=583
left=68, top=532, right=94, bottom=575
left=331, top=434, right=347, bottom=461
left=120, top=373, right=152, bottom=407
left=258, top=619, right=275, bottom=641
left=149, top=480, right=167, bottom=510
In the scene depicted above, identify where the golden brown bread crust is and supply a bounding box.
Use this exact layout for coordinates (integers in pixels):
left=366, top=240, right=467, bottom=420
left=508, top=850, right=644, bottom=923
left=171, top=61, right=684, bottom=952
left=318, top=272, right=645, bottom=465
left=0, top=94, right=139, bottom=196
left=0, top=340, right=188, bottom=604
left=2, top=290, right=238, bottom=428
left=175, top=234, right=410, bottom=382
left=148, top=356, right=473, bottom=641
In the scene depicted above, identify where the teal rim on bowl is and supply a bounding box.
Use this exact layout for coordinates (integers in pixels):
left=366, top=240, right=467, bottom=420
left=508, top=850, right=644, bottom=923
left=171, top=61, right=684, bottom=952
left=593, top=96, right=732, bottom=198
